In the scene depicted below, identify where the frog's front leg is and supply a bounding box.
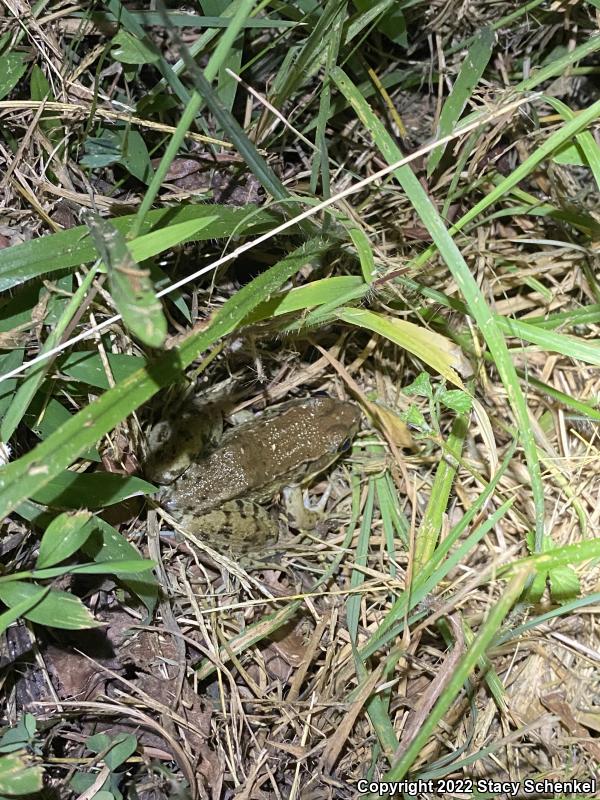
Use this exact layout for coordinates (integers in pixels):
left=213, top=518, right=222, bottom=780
left=282, top=484, right=332, bottom=531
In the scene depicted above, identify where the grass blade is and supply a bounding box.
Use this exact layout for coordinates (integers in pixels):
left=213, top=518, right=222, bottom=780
left=427, top=26, right=494, bottom=175
left=0, top=204, right=279, bottom=292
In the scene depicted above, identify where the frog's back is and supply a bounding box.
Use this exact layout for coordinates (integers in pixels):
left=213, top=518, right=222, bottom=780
left=163, top=396, right=359, bottom=516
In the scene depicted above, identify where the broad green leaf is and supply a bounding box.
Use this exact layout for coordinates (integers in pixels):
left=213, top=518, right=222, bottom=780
left=0, top=715, right=37, bottom=753
left=524, top=531, right=582, bottom=603
left=0, top=350, right=24, bottom=419
left=31, top=471, right=156, bottom=509
left=0, top=587, right=50, bottom=636
left=403, top=372, right=433, bottom=399
left=82, top=517, right=158, bottom=613
left=0, top=53, right=26, bottom=101
left=59, top=351, right=144, bottom=390
left=439, top=389, right=473, bottom=414
left=87, top=733, right=137, bottom=770
left=526, top=566, right=547, bottom=603
left=0, top=582, right=99, bottom=629
left=548, top=565, right=580, bottom=602
left=29, top=64, right=51, bottom=100
left=36, top=511, right=93, bottom=568
left=338, top=307, right=465, bottom=388
left=84, top=211, right=167, bottom=347
left=69, top=773, right=106, bottom=796
left=80, top=129, right=124, bottom=168
left=85, top=732, right=111, bottom=752
left=81, top=128, right=153, bottom=183
left=0, top=283, right=42, bottom=332
left=0, top=751, right=43, bottom=795
left=111, top=29, right=160, bottom=64
left=119, top=130, right=153, bottom=183
left=24, top=396, right=100, bottom=461
left=401, top=405, right=428, bottom=430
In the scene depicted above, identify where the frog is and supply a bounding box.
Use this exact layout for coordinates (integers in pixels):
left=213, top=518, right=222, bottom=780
left=146, top=396, right=361, bottom=558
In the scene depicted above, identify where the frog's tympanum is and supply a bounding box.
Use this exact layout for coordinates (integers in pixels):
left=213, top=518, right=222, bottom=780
left=147, top=396, right=360, bottom=557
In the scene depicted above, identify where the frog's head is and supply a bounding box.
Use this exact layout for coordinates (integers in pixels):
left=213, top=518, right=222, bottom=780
left=294, top=396, right=361, bottom=481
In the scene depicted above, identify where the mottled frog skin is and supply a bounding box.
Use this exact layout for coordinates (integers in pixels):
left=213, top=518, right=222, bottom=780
left=148, top=396, right=360, bottom=557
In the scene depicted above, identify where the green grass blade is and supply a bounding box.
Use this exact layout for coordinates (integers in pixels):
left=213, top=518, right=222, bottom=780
left=427, top=26, right=494, bottom=175
left=105, top=0, right=194, bottom=109
left=129, top=0, right=258, bottom=238
left=361, top=444, right=517, bottom=659
left=414, top=414, right=467, bottom=572
left=243, top=275, right=364, bottom=323
left=124, top=10, right=297, bottom=27
left=543, top=95, right=600, bottom=190
left=502, top=538, right=600, bottom=577
left=372, top=568, right=532, bottom=789
left=333, top=68, right=600, bottom=546
left=309, top=9, right=343, bottom=198
left=362, top=498, right=515, bottom=660
left=502, top=317, right=600, bottom=367
left=176, top=32, right=294, bottom=207
left=272, top=0, right=346, bottom=109
left=0, top=204, right=279, bottom=292
left=412, top=97, right=600, bottom=272
left=516, top=34, right=600, bottom=92
left=338, top=307, right=465, bottom=387
left=347, top=478, right=375, bottom=641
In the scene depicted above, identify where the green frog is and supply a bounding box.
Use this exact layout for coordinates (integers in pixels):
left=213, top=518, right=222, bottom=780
left=146, top=396, right=361, bottom=557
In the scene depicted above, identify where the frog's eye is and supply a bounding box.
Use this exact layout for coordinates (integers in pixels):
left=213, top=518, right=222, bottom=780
left=339, top=437, right=353, bottom=453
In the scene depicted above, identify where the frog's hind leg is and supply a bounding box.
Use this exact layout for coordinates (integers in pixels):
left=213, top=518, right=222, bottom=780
left=184, top=500, right=279, bottom=557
